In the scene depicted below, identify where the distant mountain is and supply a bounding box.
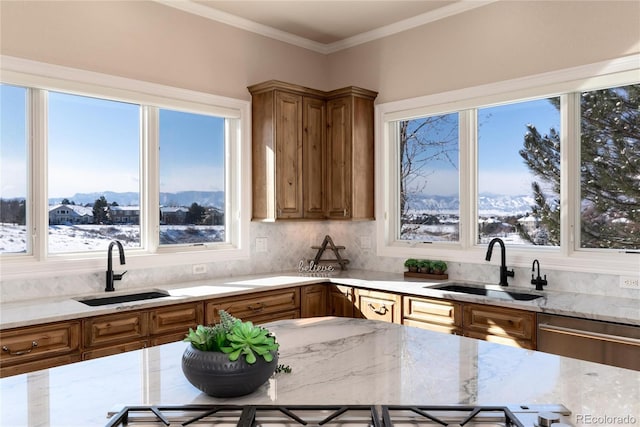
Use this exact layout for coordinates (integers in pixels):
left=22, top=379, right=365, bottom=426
left=406, top=193, right=537, bottom=216
left=50, top=191, right=225, bottom=209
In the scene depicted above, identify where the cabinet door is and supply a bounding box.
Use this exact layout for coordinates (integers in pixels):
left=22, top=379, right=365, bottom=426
left=356, top=289, right=402, bottom=324
left=301, top=284, right=328, bottom=317
left=149, top=302, right=203, bottom=340
left=325, top=97, right=352, bottom=219
left=0, top=321, right=81, bottom=377
left=302, top=97, right=326, bottom=218
left=275, top=91, right=303, bottom=218
left=83, top=311, right=149, bottom=348
left=463, top=304, right=536, bottom=349
left=328, top=285, right=355, bottom=317
left=403, top=296, right=462, bottom=335
left=206, top=288, right=301, bottom=325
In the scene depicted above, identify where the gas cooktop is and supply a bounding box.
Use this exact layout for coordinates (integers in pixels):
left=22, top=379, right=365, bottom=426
left=105, top=403, right=572, bottom=427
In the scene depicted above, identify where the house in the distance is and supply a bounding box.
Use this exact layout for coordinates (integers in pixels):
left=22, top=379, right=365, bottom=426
left=48, top=204, right=93, bottom=225
left=108, top=206, right=140, bottom=225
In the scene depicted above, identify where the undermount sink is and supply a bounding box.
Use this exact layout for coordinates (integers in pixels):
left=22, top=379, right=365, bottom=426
left=77, top=290, right=170, bottom=307
left=428, top=283, right=543, bottom=301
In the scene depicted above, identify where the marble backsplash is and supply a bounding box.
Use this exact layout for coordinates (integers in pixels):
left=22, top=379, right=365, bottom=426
left=1, top=221, right=637, bottom=303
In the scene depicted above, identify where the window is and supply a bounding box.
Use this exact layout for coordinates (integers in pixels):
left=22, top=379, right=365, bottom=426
left=47, top=92, right=141, bottom=253
left=159, top=108, right=226, bottom=246
left=376, top=56, right=639, bottom=274
left=477, top=98, right=560, bottom=247
left=0, top=84, right=28, bottom=254
left=397, top=113, right=459, bottom=242
left=0, top=58, right=250, bottom=276
left=580, top=84, right=639, bottom=250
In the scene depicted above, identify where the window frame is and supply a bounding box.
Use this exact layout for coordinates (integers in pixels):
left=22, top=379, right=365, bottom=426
left=375, top=54, right=640, bottom=276
left=0, top=56, right=251, bottom=279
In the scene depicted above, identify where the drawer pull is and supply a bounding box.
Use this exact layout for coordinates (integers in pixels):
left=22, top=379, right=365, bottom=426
left=368, top=303, right=389, bottom=316
left=2, top=341, right=38, bottom=356
left=248, top=303, right=265, bottom=312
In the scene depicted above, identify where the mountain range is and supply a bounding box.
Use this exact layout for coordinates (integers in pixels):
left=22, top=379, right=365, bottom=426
left=50, top=191, right=537, bottom=216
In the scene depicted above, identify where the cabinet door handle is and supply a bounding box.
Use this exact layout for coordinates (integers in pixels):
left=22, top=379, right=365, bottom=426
left=368, top=303, right=388, bottom=316
left=2, top=341, right=38, bottom=356
left=248, top=303, right=265, bottom=312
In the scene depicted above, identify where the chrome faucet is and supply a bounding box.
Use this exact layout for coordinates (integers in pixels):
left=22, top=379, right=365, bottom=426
left=485, top=237, right=514, bottom=286
left=531, top=259, right=548, bottom=291
left=106, top=240, right=127, bottom=292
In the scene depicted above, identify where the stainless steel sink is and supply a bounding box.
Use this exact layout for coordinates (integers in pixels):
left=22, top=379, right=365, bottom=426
left=77, top=290, right=170, bottom=306
left=428, top=283, right=543, bottom=301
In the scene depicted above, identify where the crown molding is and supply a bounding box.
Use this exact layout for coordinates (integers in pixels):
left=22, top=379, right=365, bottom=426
left=154, top=0, right=497, bottom=55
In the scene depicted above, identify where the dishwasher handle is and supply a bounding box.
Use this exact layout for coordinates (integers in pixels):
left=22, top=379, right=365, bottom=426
left=538, top=323, right=640, bottom=347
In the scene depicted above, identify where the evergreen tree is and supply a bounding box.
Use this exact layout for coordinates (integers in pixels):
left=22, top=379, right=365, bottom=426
left=92, top=196, right=109, bottom=224
left=520, top=85, right=639, bottom=248
left=186, top=202, right=206, bottom=225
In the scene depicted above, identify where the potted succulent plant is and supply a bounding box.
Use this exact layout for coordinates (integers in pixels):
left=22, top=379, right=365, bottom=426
left=404, top=258, right=419, bottom=272
left=431, top=260, right=448, bottom=275
left=182, top=310, right=279, bottom=397
left=417, top=259, right=432, bottom=274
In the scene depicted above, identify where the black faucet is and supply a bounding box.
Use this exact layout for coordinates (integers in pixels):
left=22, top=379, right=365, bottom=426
left=485, top=237, right=514, bottom=286
left=531, top=259, right=548, bottom=291
left=106, top=240, right=127, bottom=292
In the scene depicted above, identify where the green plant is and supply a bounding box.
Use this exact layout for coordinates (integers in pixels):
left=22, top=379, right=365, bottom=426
left=417, top=259, right=431, bottom=272
left=184, top=310, right=279, bottom=364
left=404, top=258, right=419, bottom=268
left=431, top=260, right=447, bottom=273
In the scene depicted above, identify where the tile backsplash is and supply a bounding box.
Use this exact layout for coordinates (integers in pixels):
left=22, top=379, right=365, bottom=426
left=1, top=221, right=636, bottom=302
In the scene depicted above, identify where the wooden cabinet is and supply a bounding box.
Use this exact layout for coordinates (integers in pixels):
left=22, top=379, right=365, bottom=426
left=328, top=285, right=356, bottom=318
left=403, top=296, right=462, bottom=335
left=249, top=80, right=377, bottom=221
left=0, top=321, right=81, bottom=377
left=301, top=284, right=328, bottom=317
left=149, top=302, right=203, bottom=346
left=356, top=289, right=402, bottom=324
left=82, top=311, right=149, bottom=360
left=325, top=89, right=376, bottom=219
left=205, top=287, right=301, bottom=325
left=463, top=303, right=536, bottom=349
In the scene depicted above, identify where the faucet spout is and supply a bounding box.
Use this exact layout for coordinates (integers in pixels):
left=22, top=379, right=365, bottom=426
left=485, top=238, right=514, bottom=286
left=531, top=258, right=547, bottom=291
left=106, top=240, right=127, bottom=292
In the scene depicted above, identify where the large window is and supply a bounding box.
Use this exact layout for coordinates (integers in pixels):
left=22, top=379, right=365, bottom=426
left=377, top=57, right=639, bottom=274
left=0, top=84, right=28, bottom=254
left=0, top=59, right=249, bottom=275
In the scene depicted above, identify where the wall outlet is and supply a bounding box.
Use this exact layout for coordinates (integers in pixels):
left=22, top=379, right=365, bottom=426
left=620, top=275, right=640, bottom=289
left=255, top=237, right=268, bottom=253
left=360, top=235, right=372, bottom=250
left=192, top=264, right=207, bottom=275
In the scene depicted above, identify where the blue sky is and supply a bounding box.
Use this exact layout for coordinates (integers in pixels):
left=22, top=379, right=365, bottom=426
left=0, top=84, right=225, bottom=199
left=405, top=97, right=560, bottom=196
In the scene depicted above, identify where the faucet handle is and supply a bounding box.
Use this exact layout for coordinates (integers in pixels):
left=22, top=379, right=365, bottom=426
left=113, top=270, right=127, bottom=281
left=506, top=269, right=515, bottom=277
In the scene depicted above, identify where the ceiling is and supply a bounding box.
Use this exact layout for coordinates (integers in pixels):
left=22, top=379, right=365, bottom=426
left=158, top=0, right=496, bottom=54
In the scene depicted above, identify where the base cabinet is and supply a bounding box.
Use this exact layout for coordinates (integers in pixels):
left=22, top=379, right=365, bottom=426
left=205, top=287, right=301, bottom=325
left=403, top=296, right=462, bottom=335
left=327, top=285, right=356, bottom=318
left=462, top=303, right=536, bottom=349
left=355, top=289, right=402, bottom=324
left=301, top=284, right=328, bottom=317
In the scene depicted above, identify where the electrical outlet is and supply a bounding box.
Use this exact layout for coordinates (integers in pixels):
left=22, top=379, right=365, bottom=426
left=255, top=237, right=268, bottom=253
left=620, top=275, right=640, bottom=289
left=192, top=264, right=207, bottom=275
left=360, top=235, right=371, bottom=250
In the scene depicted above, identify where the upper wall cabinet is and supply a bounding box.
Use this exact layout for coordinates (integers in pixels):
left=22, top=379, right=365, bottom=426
left=248, top=81, right=377, bottom=221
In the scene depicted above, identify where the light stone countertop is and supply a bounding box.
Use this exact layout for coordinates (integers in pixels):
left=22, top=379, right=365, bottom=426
left=0, top=317, right=638, bottom=426
left=1, top=269, right=639, bottom=329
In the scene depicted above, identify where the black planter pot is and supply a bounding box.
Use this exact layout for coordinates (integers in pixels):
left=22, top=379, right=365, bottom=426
left=181, top=345, right=278, bottom=397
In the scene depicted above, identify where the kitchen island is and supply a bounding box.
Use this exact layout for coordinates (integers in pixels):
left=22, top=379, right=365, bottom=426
left=1, top=317, right=638, bottom=426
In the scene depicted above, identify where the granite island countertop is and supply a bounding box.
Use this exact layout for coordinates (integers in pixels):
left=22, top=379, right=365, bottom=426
left=1, top=270, right=639, bottom=329
left=0, top=317, right=638, bottom=426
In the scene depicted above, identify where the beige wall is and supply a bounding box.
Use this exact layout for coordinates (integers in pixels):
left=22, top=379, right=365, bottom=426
left=328, top=1, right=640, bottom=103
left=0, top=0, right=329, bottom=100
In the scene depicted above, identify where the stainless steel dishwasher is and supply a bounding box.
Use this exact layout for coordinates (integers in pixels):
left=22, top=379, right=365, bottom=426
left=537, top=313, right=640, bottom=371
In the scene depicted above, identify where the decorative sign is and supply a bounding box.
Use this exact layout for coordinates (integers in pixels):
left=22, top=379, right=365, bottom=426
left=298, top=260, right=335, bottom=273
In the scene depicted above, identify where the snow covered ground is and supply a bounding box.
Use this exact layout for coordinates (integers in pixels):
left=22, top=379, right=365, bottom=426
left=0, top=223, right=224, bottom=254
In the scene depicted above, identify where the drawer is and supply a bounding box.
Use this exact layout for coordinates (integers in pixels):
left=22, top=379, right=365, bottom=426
left=357, top=289, right=401, bottom=324
left=149, top=302, right=203, bottom=336
left=206, top=288, right=300, bottom=323
left=0, top=321, right=81, bottom=366
left=83, top=311, right=149, bottom=348
left=403, top=318, right=462, bottom=335
left=403, top=296, right=462, bottom=328
left=82, top=340, right=148, bottom=360
left=463, top=304, right=535, bottom=341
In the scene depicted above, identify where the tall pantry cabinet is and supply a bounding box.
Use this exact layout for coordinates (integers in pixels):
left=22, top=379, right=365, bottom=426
left=248, top=81, right=377, bottom=221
